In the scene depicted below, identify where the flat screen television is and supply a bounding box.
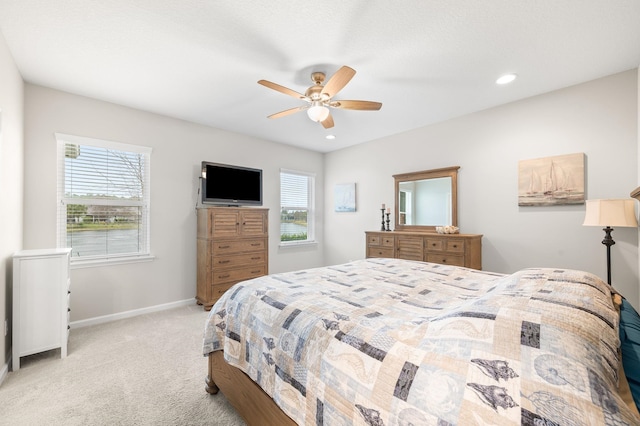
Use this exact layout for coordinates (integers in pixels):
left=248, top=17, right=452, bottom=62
left=201, top=161, right=263, bottom=206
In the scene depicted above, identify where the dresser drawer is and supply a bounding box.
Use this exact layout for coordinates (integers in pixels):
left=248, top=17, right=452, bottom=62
left=211, top=265, right=267, bottom=285
left=425, top=239, right=444, bottom=251
left=444, top=240, right=465, bottom=253
left=367, top=235, right=381, bottom=245
left=426, top=254, right=465, bottom=267
left=211, top=252, right=266, bottom=269
left=211, top=239, right=266, bottom=255
left=367, top=247, right=394, bottom=258
left=211, top=281, right=238, bottom=299
left=380, top=235, right=394, bottom=246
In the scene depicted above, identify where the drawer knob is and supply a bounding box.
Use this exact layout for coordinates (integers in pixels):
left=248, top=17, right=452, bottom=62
left=218, top=274, right=230, bottom=279
left=219, top=245, right=230, bottom=249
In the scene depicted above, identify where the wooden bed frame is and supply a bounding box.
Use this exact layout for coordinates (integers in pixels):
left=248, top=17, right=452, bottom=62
left=206, top=351, right=297, bottom=425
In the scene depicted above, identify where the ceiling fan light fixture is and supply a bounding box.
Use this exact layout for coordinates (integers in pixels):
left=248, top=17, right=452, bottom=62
left=259, top=65, right=381, bottom=129
left=307, top=102, right=330, bottom=122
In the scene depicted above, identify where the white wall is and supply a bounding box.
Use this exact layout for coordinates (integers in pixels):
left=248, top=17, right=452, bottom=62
left=13, top=69, right=640, bottom=323
left=0, top=32, right=24, bottom=373
left=23, top=85, right=324, bottom=322
left=325, top=70, right=639, bottom=307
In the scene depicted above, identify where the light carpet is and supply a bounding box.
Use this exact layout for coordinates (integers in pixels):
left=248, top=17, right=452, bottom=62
left=0, top=304, right=246, bottom=426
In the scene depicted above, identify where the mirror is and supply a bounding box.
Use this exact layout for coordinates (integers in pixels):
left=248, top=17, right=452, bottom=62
left=394, top=166, right=459, bottom=232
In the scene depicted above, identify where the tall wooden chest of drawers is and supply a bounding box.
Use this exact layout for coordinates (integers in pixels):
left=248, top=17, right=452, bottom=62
left=366, top=231, right=482, bottom=269
left=197, top=207, right=269, bottom=310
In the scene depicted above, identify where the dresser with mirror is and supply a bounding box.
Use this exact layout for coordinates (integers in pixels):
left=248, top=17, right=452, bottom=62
left=366, top=166, right=483, bottom=269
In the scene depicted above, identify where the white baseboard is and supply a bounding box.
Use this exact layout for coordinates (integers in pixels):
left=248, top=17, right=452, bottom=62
left=70, top=298, right=196, bottom=329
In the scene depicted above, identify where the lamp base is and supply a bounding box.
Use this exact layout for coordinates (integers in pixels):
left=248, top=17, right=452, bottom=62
left=601, top=226, right=615, bottom=285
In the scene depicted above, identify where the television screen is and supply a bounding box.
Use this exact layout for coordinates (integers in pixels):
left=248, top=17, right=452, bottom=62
left=201, top=162, right=263, bottom=206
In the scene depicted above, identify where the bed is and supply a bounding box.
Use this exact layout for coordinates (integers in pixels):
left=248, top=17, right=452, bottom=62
left=203, top=258, right=640, bottom=425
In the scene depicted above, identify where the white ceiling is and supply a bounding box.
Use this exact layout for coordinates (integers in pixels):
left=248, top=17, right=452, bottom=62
left=1, top=1, right=639, bottom=153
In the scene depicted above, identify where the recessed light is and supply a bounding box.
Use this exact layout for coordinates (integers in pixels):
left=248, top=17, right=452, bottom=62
left=496, top=73, right=517, bottom=85
left=325, top=134, right=336, bottom=140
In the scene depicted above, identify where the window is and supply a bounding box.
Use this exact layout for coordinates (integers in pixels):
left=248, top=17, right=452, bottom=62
left=280, top=169, right=315, bottom=244
left=56, top=133, right=152, bottom=266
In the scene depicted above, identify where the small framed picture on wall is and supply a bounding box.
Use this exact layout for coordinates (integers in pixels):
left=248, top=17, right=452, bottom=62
left=334, top=183, right=356, bottom=212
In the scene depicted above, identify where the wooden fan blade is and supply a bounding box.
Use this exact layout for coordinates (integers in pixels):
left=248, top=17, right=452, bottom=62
left=258, top=80, right=307, bottom=100
left=267, top=105, right=308, bottom=119
left=321, top=66, right=356, bottom=99
left=331, top=100, right=382, bottom=111
left=321, top=113, right=334, bottom=129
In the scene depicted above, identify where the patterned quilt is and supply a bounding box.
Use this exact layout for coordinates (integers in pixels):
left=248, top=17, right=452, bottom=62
left=203, top=258, right=640, bottom=425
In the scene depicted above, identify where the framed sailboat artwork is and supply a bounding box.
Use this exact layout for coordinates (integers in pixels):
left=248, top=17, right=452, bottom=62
left=518, top=153, right=585, bottom=206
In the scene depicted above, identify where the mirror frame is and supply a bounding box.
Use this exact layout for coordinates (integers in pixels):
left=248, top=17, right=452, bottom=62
left=393, top=166, right=459, bottom=232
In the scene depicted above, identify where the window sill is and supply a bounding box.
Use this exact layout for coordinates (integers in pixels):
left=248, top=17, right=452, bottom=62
left=278, top=240, right=317, bottom=248
left=70, top=254, right=155, bottom=269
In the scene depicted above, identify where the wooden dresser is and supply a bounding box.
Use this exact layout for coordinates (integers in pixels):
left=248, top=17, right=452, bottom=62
left=366, top=231, right=482, bottom=269
left=197, top=207, right=269, bottom=310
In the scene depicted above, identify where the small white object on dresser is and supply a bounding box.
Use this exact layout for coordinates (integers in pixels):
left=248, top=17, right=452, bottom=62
left=12, top=248, right=71, bottom=371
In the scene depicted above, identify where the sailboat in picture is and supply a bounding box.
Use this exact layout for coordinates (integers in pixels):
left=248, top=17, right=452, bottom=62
left=518, top=153, right=585, bottom=206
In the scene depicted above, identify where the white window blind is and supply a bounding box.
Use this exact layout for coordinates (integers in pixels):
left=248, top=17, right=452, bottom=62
left=56, top=133, right=152, bottom=265
left=280, top=169, right=315, bottom=244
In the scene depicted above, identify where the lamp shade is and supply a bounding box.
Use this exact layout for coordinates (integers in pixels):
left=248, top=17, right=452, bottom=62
left=583, top=199, right=638, bottom=227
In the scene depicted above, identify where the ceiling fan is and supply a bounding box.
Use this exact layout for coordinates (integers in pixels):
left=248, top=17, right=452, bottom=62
left=258, top=66, right=382, bottom=129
